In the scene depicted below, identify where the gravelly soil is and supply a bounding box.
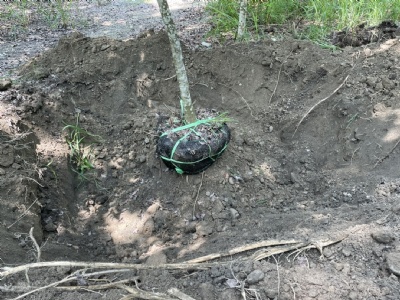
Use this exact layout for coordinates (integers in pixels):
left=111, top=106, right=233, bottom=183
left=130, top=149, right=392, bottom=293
left=1, top=1, right=400, bottom=300
left=0, top=0, right=209, bottom=78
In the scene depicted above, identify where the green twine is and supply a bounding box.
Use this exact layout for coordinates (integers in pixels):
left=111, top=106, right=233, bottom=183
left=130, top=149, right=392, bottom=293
left=160, top=117, right=217, bottom=137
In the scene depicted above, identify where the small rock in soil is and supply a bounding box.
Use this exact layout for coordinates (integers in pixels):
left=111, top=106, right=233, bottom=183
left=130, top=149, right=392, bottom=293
left=382, top=77, right=395, bottom=90
left=0, top=78, right=12, bottom=91
left=342, top=248, right=352, bottom=257
left=0, top=168, right=5, bottom=175
left=334, top=262, right=344, bottom=271
left=201, top=41, right=212, bottom=48
left=137, top=155, right=146, bottom=163
left=290, top=172, right=299, bottom=183
left=386, top=252, right=400, bottom=276
left=243, top=172, right=254, bottom=182
left=229, top=208, right=240, bottom=219
left=213, top=276, right=226, bottom=284
left=246, top=269, right=264, bottom=284
left=366, top=76, right=376, bottom=87
left=226, top=278, right=239, bottom=288
left=264, top=288, right=278, bottom=299
left=12, top=163, right=21, bottom=170
left=323, top=248, right=335, bottom=258
left=371, top=231, right=394, bottom=244
left=100, top=44, right=110, bottom=51
left=0, top=145, right=14, bottom=167
left=196, top=221, right=214, bottom=237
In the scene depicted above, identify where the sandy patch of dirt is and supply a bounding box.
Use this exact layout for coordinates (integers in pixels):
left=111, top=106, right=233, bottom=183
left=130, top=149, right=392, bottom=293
left=1, top=1, right=400, bottom=300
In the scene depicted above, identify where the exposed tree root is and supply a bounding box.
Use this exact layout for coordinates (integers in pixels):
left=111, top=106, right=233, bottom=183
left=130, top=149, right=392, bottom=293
left=0, top=237, right=345, bottom=300
left=373, top=137, right=400, bottom=168
left=292, top=75, right=349, bottom=138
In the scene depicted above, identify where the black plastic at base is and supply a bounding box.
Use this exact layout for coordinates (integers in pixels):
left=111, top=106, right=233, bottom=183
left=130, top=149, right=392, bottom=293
left=156, top=124, right=230, bottom=175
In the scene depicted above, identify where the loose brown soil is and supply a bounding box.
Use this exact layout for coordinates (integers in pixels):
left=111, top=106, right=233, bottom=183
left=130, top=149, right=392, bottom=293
left=1, top=1, right=400, bottom=300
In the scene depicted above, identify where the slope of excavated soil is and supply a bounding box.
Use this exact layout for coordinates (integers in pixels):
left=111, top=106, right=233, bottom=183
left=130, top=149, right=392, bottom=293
left=1, top=15, right=400, bottom=300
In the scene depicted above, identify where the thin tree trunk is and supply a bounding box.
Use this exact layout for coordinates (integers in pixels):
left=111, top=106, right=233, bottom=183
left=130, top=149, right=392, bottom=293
left=156, top=0, right=197, bottom=124
left=237, top=0, right=247, bottom=39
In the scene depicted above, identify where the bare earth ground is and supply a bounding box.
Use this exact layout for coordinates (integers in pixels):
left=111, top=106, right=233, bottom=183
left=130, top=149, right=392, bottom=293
left=1, top=1, right=400, bottom=300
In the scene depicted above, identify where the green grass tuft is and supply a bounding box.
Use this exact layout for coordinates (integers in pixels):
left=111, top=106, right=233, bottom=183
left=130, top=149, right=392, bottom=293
left=206, top=0, right=400, bottom=45
left=63, top=114, right=103, bottom=181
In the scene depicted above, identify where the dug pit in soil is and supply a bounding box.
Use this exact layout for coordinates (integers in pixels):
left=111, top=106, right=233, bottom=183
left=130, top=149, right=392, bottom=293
left=2, top=26, right=400, bottom=300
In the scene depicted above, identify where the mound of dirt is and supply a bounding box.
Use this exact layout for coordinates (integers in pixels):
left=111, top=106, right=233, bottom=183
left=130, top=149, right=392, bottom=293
left=1, top=30, right=400, bottom=299
left=332, top=21, right=400, bottom=47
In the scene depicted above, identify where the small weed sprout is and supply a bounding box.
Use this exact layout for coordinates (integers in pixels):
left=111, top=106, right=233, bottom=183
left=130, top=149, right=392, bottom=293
left=45, top=159, right=58, bottom=183
left=63, top=114, right=102, bottom=180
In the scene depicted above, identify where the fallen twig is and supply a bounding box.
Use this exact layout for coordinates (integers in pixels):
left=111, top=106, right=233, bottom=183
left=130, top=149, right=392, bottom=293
left=164, top=74, right=177, bottom=81
left=9, top=269, right=132, bottom=300
left=0, top=285, right=32, bottom=293
left=0, top=261, right=217, bottom=279
left=373, top=137, right=400, bottom=168
left=3, top=132, right=34, bottom=144
left=251, top=243, right=307, bottom=261
left=269, top=64, right=283, bottom=104
left=271, top=255, right=280, bottom=300
left=253, top=236, right=345, bottom=261
left=1, top=237, right=345, bottom=299
left=186, top=239, right=300, bottom=263
left=269, top=50, right=295, bottom=104
left=192, top=172, right=204, bottom=219
left=23, top=176, right=44, bottom=188
left=292, top=75, right=349, bottom=137
left=229, top=262, right=246, bottom=300
left=29, top=227, right=41, bottom=263
left=7, top=194, right=38, bottom=229
left=287, top=236, right=346, bottom=261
